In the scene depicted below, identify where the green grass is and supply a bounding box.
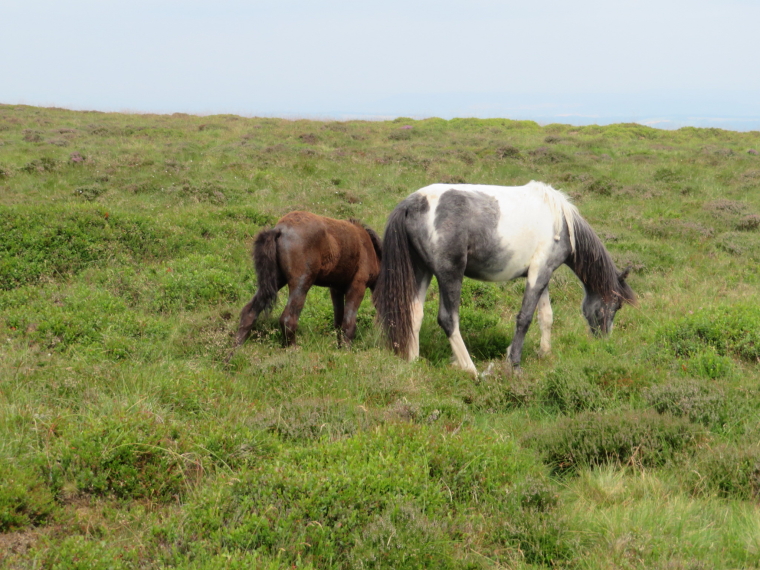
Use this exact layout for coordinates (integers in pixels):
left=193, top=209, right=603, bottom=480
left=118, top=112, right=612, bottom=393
left=1, top=104, right=760, bottom=568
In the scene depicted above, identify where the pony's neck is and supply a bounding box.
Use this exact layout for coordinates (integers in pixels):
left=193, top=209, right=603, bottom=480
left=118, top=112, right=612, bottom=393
left=564, top=256, right=597, bottom=294
left=564, top=217, right=619, bottom=301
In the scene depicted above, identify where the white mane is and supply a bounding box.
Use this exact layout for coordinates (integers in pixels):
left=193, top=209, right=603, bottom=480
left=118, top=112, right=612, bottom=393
left=527, top=180, right=579, bottom=254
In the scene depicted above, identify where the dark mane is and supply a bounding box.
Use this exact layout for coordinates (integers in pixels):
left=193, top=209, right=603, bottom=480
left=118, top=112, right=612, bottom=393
left=571, top=215, right=635, bottom=304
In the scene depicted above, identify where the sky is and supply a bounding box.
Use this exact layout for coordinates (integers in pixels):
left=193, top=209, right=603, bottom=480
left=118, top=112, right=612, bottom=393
left=2, top=0, right=760, bottom=130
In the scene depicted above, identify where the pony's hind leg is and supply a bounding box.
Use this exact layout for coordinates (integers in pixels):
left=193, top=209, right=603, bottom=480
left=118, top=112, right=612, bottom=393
left=408, top=272, right=432, bottom=361
left=234, top=282, right=282, bottom=347
left=437, top=274, right=477, bottom=377
left=330, top=287, right=346, bottom=347
left=280, top=279, right=314, bottom=346
left=226, top=274, right=286, bottom=363
left=536, top=286, right=553, bottom=358
left=227, top=227, right=284, bottom=362
left=339, top=281, right=369, bottom=347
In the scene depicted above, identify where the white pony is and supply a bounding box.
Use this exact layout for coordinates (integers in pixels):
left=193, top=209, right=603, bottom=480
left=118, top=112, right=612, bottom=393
left=373, top=181, right=635, bottom=376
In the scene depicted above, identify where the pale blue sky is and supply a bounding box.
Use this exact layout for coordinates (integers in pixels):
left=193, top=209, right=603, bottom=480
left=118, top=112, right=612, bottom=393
left=2, top=0, right=759, bottom=129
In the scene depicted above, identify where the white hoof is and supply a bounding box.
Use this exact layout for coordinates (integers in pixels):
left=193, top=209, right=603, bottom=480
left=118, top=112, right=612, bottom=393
left=479, top=362, right=497, bottom=380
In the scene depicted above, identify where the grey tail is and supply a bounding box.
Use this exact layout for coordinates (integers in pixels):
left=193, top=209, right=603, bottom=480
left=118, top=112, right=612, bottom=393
left=251, top=228, right=282, bottom=315
left=372, top=205, right=416, bottom=356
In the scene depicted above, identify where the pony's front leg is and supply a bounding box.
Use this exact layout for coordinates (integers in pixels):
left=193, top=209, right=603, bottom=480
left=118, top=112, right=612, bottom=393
left=330, top=287, right=346, bottom=347
left=508, top=271, right=551, bottom=370
left=437, top=277, right=477, bottom=377
left=536, top=286, right=553, bottom=358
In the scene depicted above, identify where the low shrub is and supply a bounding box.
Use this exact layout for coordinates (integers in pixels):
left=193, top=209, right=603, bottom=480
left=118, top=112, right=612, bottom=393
left=44, top=415, right=272, bottom=503
left=496, top=145, right=521, bottom=158
left=663, top=303, right=760, bottom=362
left=173, top=180, right=227, bottom=204
left=43, top=414, right=278, bottom=502
left=0, top=463, right=57, bottom=532
left=388, top=128, right=412, bottom=141
left=0, top=206, right=201, bottom=290
left=491, top=511, right=578, bottom=567
left=4, top=285, right=170, bottom=355
left=523, top=410, right=703, bottom=474
left=73, top=184, right=106, bottom=201
left=585, top=177, right=616, bottom=196
left=644, top=379, right=728, bottom=427
left=736, top=214, right=760, bottom=231
left=653, top=167, right=682, bottom=183
left=151, top=254, right=242, bottom=312
left=528, top=146, right=568, bottom=164
left=174, top=425, right=543, bottom=568
left=44, top=415, right=196, bottom=501
left=19, top=156, right=56, bottom=172
left=715, top=231, right=760, bottom=260
left=685, top=347, right=735, bottom=379
left=348, top=501, right=457, bottom=569
left=468, top=373, right=537, bottom=411
left=252, top=399, right=378, bottom=442
left=39, top=535, right=134, bottom=570
left=539, top=368, right=607, bottom=414
left=687, top=443, right=760, bottom=500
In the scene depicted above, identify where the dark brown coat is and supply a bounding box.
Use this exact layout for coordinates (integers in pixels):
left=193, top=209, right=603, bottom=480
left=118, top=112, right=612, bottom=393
left=228, top=211, right=381, bottom=358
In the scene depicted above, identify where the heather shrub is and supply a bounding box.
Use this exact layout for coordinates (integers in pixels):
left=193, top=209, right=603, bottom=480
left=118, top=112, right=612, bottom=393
left=175, top=425, right=542, bottom=568
left=687, top=443, right=760, bottom=500
left=663, top=304, right=760, bottom=362
left=539, top=368, right=607, bottom=413
left=0, top=463, right=56, bottom=532
left=644, top=379, right=729, bottom=427
left=0, top=206, right=201, bottom=290
left=523, top=410, right=703, bottom=474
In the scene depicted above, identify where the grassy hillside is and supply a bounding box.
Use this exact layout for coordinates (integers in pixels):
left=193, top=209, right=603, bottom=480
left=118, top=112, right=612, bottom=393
left=1, top=103, right=760, bottom=569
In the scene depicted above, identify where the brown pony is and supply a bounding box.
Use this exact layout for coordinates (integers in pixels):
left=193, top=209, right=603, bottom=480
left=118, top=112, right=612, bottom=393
left=228, top=211, right=382, bottom=358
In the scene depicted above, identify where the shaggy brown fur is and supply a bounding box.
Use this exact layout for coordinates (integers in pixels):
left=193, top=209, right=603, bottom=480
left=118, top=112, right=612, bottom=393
left=227, top=211, right=381, bottom=360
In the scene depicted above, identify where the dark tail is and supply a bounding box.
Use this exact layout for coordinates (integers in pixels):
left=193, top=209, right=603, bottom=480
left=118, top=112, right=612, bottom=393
left=349, top=218, right=383, bottom=264
left=363, top=226, right=383, bottom=264
left=228, top=228, right=281, bottom=356
left=373, top=205, right=416, bottom=357
left=250, top=228, right=281, bottom=316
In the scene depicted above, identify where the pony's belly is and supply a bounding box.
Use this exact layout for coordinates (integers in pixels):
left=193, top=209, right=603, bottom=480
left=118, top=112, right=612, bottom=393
left=465, top=254, right=530, bottom=282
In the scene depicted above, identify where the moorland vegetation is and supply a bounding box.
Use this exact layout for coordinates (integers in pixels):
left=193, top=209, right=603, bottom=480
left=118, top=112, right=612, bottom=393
left=1, top=104, right=760, bottom=568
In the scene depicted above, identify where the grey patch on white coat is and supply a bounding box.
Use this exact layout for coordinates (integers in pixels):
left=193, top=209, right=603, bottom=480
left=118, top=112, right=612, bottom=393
left=433, top=189, right=512, bottom=280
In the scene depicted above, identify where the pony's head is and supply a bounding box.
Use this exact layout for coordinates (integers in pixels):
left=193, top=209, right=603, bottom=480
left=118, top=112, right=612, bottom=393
left=581, top=267, right=635, bottom=336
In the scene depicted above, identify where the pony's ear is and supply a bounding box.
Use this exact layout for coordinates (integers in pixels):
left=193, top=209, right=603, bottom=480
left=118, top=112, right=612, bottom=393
left=618, top=266, right=631, bottom=281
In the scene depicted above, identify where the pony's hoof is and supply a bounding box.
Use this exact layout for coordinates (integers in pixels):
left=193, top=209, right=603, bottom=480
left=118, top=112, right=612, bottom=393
left=478, top=362, right=497, bottom=381
left=504, top=362, right=523, bottom=378
left=456, top=363, right=478, bottom=378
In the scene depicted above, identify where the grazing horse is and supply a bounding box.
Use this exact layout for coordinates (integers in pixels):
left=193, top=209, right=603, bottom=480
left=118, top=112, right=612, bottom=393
left=228, top=212, right=382, bottom=359
left=373, top=181, right=635, bottom=376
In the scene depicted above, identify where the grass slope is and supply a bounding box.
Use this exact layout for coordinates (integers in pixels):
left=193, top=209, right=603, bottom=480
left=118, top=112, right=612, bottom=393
left=1, top=104, right=760, bottom=568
